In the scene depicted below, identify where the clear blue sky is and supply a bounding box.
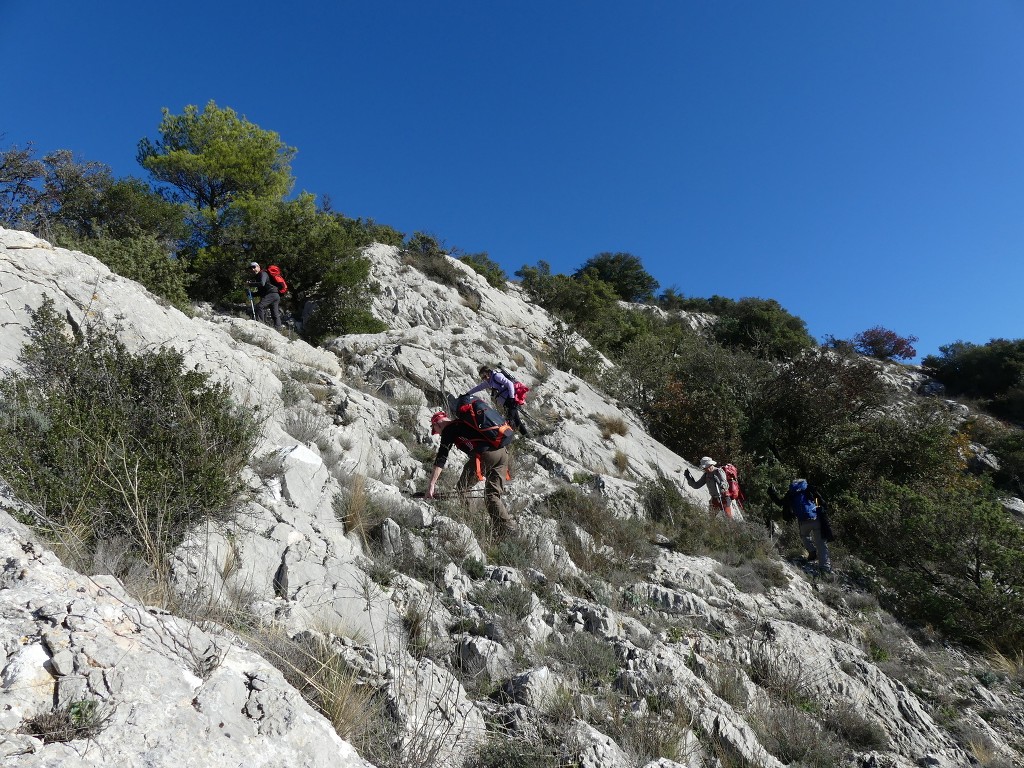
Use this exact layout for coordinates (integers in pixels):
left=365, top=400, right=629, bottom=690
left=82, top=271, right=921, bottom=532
left=5, top=1, right=1023, bottom=360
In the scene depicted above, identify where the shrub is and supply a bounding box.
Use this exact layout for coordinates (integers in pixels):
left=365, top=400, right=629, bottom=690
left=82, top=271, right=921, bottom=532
left=545, top=632, right=619, bottom=692
left=467, top=739, right=560, bottom=768
left=460, top=252, right=508, bottom=289
left=591, top=412, right=629, bottom=439
left=573, top=251, right=659, bottom=303
left=59, top=232, right=193, bottom=311
left=852, top=325, right=919, bottom=360
left=403, top=232, right=462, bottom=286
left=0, top=299, right=257, bottom=580
left=22, top=699, right=114, bottom=743
left=712, top=297, right=815, bottom=360
left=923, top=338, right=1024, bottom=422
left=749, top=702, right=845, bottom=767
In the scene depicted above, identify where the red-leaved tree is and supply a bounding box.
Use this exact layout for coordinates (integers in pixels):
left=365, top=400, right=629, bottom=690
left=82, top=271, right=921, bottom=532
left=853, top=326, right=919, bottom=360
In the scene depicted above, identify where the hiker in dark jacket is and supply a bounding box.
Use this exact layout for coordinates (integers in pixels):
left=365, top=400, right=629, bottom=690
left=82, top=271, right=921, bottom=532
left=684, top=457, right=735, bottom=520
left=465, top=365, right=529, bottom=437
left=768, top=479, right=832, bottom=573
left=248, top=262, right=283, bottom=329
left=425, top=410, right=516, bottom=532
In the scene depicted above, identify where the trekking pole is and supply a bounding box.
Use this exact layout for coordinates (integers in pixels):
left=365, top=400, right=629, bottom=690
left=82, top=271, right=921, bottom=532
left=246, top=289, right=256, bottom=320
left=408, top=491, right=487, bottom=500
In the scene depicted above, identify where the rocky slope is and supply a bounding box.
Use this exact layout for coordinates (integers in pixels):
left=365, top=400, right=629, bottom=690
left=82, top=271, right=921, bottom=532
left=1, top=227, right=1021, bottom=767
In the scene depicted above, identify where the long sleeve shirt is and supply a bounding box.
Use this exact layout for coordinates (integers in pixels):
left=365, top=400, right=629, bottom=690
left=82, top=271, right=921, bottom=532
left=465, top=370, right=515, bottom=403
left=686, top=467, right=729, bottom=502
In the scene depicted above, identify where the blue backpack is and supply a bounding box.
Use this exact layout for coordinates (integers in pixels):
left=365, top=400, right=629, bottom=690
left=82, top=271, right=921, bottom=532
left=788, top=480, right=819, bottom=521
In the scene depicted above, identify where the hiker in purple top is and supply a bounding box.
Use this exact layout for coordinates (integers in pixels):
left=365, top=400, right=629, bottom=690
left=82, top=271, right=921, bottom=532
left=465, top=365, right=529, bottom=437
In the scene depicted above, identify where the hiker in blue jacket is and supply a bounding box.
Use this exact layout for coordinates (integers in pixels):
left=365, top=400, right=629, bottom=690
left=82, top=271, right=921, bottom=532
left=248, top=262, right=283, bottom=329
left=465, top=365, right=529, bottom=437
left=768, top=479, right=832, bottom=573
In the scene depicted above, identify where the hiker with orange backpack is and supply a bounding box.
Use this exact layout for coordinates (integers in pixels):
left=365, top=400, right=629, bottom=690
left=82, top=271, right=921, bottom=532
left=684, top=456, right=737, bottom=520
left=425, top=395, right=517, bottom=533
left=248, top=261, right=285, bottom=330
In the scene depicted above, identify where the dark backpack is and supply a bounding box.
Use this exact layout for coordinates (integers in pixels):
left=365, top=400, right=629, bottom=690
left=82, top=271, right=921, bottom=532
left=267, top=265, right=288, bottom=295
left=497, top=366, right=530, bottom=405
left=454, top=395, right=514, bottom=452
left=721, top=463, right=745, bottom=503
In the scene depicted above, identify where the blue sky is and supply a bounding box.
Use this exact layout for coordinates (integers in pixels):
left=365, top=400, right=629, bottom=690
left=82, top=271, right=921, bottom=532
left=4, top=1, right=1023, bottom=360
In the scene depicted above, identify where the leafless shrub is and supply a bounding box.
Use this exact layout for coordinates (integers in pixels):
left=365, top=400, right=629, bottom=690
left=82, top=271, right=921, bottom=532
left=612, top=450, right=630, bottom=475
left=710, top=664, right=749, bottom=709
left=283, top=409, right=331, bottom=444
left=820, top=700, right=888, bottom=750
left=749, top=701, right=845, bottom=767
left=22, top=699, right=114, bottom=743
left=747, top=635, right=819, bottom=708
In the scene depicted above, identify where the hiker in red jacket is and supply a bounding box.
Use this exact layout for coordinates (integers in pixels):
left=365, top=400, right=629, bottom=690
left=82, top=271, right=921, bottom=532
left=248, top=262, right=283, bottom=329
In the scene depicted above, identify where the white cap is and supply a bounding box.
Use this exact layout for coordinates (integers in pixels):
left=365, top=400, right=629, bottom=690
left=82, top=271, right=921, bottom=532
left=699, top=457, right=716, bottom=470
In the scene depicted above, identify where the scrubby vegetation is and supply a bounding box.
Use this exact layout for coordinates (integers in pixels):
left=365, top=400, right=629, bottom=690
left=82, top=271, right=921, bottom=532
left=0, top=298, right=257, bottom=593
left=519, top=256, right=1024, bottom=655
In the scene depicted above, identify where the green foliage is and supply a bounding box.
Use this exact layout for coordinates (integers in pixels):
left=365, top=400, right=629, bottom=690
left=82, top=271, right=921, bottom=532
left=333, top=212, right=405, bottom=247
left=459, top=251, right=508, bottom=289
left=517, top=261, right=655, bottom=361
left=138, top=100, right=296, bottom=218
left=56, top=232, right=192, bottom=310
left=0, top=142, right=45, bottom=228
left=0, top=144, right=186, bottom=246
left=402, top=232, right=462, bottom=286
left=0, top=298, right=257, bottom=561
left=611, top=329, right=764, bottom=462
left=222, top=194, right=385, bottom=340
left=712, top=297, right=816, bottom=359
left=573, top=251, right=659, bottom=303
left=745, top=350, right=893, bottom=477
left=987, top=429, right=1024, bottom=497
left=924, top=339, right=1024, bottom=422
left=840, top=475, right=1024, bottom=652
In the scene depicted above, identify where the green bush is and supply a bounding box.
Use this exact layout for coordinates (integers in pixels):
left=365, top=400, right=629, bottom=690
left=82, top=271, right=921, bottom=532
left=573, top=251, right=659, bottom=303
left=712, top=297, right=816, bottom=359
left=403, top=232, right=462, bottom=286
left=0, top=298, right=257, bottom=568
left=924, top=339, right=1024, bottom=422
left=57, top=231, right=193, bottom=310
left=460, top=252, right=508, bottom=289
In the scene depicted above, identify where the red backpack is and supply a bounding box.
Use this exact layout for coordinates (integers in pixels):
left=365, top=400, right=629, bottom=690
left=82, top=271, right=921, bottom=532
left=722, top=463, right=745, bottom=503
left=498, top=367, right=530, bottom=405
left=266, top=265, right=288, bottom=295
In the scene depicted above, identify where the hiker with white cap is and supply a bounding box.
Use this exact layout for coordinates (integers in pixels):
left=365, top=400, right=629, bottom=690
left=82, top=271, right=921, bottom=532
left=247, top=261, right=283, bottom=329
left=684, top=456, right=735, bottom=520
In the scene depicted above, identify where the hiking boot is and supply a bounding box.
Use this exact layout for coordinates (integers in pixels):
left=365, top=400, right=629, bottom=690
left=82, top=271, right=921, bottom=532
left=806, top=551, right=818, bottom=563
left=493, top=518, right=519, bottom=536
left=519, top=426, right=530, bottom=438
